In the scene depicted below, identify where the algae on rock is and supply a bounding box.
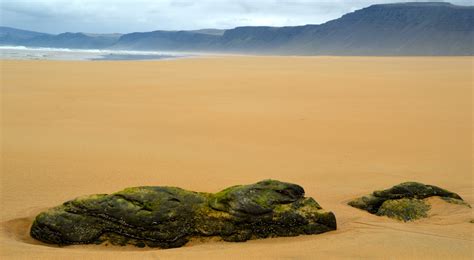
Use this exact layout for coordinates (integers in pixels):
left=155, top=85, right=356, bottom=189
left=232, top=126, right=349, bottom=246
left=376, top=198, right=430, bottom=221
left=348, top=182, right=467, bottom=221
left=31, top=180, right=337, bottom=248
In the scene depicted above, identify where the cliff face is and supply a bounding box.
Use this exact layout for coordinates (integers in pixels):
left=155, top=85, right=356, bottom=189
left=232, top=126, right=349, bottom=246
left=216, top=2, right=473, bottom=55
left=290, top=2, right=474, bottom=55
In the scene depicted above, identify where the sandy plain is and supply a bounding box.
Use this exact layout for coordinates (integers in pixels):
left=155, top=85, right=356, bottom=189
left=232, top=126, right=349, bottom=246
left=1, top=56, right=473, bottom=259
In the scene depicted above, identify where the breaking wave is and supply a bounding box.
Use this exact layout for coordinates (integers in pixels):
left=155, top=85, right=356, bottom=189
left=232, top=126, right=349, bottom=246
left=0, top=45, right=191, bottom=60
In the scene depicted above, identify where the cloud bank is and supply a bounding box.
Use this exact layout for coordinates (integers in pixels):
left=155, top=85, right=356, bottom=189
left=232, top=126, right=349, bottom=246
left=1, top=0, right=472, bottom=33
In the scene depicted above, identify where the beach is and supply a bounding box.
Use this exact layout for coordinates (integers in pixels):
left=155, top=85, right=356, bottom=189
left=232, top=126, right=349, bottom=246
left=1, top=56, right=473, bottom=259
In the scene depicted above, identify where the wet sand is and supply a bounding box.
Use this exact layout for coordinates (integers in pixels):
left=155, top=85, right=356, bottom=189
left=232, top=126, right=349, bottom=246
left=1, top=56, right=473, bottom=259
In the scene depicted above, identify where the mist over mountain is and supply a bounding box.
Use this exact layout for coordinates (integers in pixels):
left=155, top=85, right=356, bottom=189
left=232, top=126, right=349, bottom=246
left=112, top=31, right=220, bottom=51
left=1, top=2, right=473, bottom=55
left=24, top=33, right=122, bottom=49
left=0, top=27, right=50, bottom=45
left=0, top=27, right=122, bottom=49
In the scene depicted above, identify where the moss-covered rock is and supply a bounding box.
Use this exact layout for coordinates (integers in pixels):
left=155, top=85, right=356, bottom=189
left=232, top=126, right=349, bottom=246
left=31, top=180, right=336, bottom=248
left=376, top=198, right=430, bottom=221
left=348, top=182, right=467, bottom=221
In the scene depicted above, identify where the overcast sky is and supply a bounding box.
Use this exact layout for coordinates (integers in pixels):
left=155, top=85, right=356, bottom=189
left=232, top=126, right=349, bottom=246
left=1, top=0, right=472, bottom=34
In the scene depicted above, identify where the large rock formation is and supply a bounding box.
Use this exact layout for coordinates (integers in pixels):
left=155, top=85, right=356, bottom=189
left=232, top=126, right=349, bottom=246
left=30, top=180, right=336, bottom=248
left=348, top=182, right=468, bottom=221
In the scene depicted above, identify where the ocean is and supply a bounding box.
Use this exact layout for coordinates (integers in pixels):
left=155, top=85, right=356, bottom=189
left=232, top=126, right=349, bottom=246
left=0, top=46, right=190, bottom=61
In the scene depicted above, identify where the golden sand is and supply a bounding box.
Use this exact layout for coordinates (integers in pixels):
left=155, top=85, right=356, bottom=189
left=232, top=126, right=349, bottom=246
left=1, top=56, right=473, bottom=259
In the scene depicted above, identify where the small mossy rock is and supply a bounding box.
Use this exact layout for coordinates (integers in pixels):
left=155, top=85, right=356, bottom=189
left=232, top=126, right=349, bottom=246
left=348, top=182, right=466, bottom=222
left=376, top=198, right=430, bottom=221
left=31, top=180, right=336, bottom=248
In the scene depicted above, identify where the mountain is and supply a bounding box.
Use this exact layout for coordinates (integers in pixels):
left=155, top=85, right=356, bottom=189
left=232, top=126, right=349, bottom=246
left=0, top=26, right=50, bottom=45
left=112, top=30, right=220, bottom=51
left=216, top=2, right=474, bottom=55
left=1, top=2, right=473, bottom=55
left=290, top=2, right=474, bottom=55
left=0, top=27, right=122, bottom=49
left=24, top=32, right=122, bottom=49
left=189, top=29, right=226, bottom=36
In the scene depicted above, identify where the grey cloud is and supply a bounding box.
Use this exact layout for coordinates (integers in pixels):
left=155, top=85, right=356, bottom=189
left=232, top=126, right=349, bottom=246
left=1, top=0, right=472, bottom=34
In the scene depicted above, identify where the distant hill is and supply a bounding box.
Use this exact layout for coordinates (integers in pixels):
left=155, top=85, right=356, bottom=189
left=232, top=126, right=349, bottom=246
left=112, top=30, right=220, bottom=51
left=24, top=32, right=122, bottom=49
left=0, top=27, right=50, bottom=45
left=1, top=2, right=473, bottom=55
left=0, top=27, right=122, bottom=49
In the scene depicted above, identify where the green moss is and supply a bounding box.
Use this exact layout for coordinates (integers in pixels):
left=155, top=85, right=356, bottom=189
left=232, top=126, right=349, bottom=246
left=376, top=198, right=430, bottom=222
left=31, top=180, right=336, bottom=248
left=348, top=182, right=466, bottom=222
left=252, top=190, right=272, bottom=206
left=208, top=185, right=242, bottom=212
left=273, top=204, right=292, bottom=214
left=295, top=198, right=322, bottom=215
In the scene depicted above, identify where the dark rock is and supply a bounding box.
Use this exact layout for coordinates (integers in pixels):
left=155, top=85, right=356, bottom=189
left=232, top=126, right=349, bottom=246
left=372, top=182, right=463, bottom=200
left=30, top=180, right=336, bottom=248
left=347, top=195, right=386, bottom=214
left=348, top=182, right=468, bottom=221
left=440, top=197, right=472, bottom=208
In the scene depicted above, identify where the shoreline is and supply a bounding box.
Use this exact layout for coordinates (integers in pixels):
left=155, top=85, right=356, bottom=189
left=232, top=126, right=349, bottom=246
left=1, top=45, right=473, bottom=62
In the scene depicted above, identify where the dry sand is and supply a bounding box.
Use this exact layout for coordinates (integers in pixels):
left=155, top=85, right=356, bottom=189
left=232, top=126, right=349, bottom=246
left=1, top=56, right=473, bottom=259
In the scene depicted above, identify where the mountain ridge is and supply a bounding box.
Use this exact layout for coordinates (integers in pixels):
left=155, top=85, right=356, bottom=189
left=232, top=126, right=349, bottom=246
left=1, top=2, right=473, bottom=55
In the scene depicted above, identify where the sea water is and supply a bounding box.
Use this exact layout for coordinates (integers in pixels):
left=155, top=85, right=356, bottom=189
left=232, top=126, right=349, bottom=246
left=0, top=46, right=190, bottom=61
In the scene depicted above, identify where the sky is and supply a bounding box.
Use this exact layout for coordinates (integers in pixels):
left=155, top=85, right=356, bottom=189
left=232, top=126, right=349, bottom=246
left=1, top=0, right=472, bottom=34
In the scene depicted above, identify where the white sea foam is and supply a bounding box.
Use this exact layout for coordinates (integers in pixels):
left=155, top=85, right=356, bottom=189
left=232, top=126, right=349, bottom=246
left=0, top=45, right=192, bottom=60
